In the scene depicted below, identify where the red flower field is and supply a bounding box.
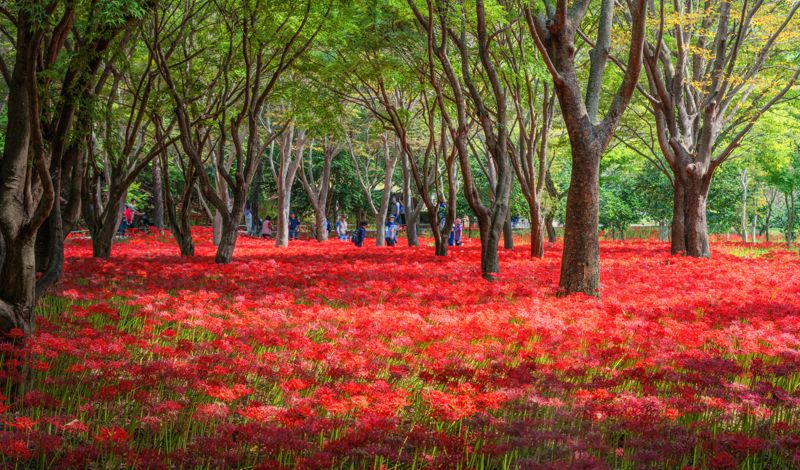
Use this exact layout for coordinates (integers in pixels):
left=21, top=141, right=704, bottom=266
left=1, top=229, right=799, bottom=468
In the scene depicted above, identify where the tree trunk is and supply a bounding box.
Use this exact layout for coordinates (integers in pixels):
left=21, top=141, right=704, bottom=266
left=215, top=216, right=238, bottom=264
left=314, top=211, right=328, bottom=242
left=91, top=196, right=125, bottom=258
left=740, top=169, right=748, bottom=242
left=671, top=179, right=687, bottom=254
left=0, top=235, right=36, bottom=336
left=406, top=203, right=420, bottom=247
left=545, top=211, right=557, bottom=243
left=434, top=230, right=448, bottom=256
left=276, top=191, right=291, bottom=247
left=152, top=160, right=164, bottom=230
left=559, top=145, right=601, bottom=296
left=503, top=213, right=514, bottom=249
left=375, top=214, right=387, bottom=247
left=786, top=191, right=795, bottom=248
left=530, top=200, right=544, bottom=258
left=480, top=217, right=501, bottom=279
left=682, top=175, right=711, bottom=257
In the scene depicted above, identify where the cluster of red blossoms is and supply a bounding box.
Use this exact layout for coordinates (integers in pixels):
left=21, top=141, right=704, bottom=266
left=1, top=228, right=799, bottom=468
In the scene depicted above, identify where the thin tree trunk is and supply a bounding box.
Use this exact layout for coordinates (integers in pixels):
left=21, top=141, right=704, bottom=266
left=503, top=213, right=514, bottom=249
left=152, top=160, right=164, bottom=229
left=740, top=169, right=748, bottom=242
left=276, top=191, right=291, bottom=247
left=786, top=191, right=795, bottom=248
left=545, top=210, right=557, bottom=243
left=530, top=200, right=544, bottom=258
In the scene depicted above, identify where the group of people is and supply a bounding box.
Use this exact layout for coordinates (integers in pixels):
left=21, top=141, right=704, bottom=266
left=242, top=204, right=465, bottom=248
left=437, top=201, right=465, bottom=247
left=243, top=208, right=300, bottom=240
left=320, top=213, right=399, bottom=247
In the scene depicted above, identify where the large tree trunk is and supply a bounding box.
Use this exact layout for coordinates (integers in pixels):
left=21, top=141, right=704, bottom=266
left=530, top=200, right=544, bottom=258
left=683, top=177, right=711, bottom=257
left=559, top=144, right=601, bottom=296
left=434, top=228, right=448, bottom=256
left=0, top=236, right=36, bottom=336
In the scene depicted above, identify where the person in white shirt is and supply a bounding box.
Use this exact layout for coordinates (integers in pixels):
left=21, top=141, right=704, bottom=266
left=335, top=215, right=348, bottom=241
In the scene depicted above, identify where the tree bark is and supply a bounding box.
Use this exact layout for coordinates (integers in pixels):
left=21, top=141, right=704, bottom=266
left=682, top=175, right=711, bottom=257
left=152, top=159, right=164, bottom=229
left=89, top=195, right=125, bottom=259
left=559, top=143, right=601, bottom=296
left=545, top=210, right=557, bottom=243
left=785, top=191, right=795, bottom=248
left=503, top=213, right=514, bottom=249
left=530, top=200, right=544, bottom=258
left=740, top=169, right=748, bottom=242
left=314, top=211, right=328, bottom=242
left=215, top=216, right=239, bottom=264
left=671, top=179, right=687, bottom=254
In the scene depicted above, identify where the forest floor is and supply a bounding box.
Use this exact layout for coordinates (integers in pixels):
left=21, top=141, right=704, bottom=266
left=2, top=228, right=799, bottom=469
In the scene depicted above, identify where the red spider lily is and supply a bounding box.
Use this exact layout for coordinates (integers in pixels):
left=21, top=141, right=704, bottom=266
left=0, top=227, right=797, bottom=467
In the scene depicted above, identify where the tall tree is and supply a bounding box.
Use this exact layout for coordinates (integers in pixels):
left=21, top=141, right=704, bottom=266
left=299, top=135, right=341, bottom=242
left=0, top=0, right=150, bottom=334
left=522, top=0, right=648, bottom=295
left=635, top=0, right=800, bottom=256
left=407, top=0, right=516, bottom=279
left=82, top=38, right=172, bottom=258
left=151, top=0, right=326, bottom=262
left=269, top=122, right=307, bottom=247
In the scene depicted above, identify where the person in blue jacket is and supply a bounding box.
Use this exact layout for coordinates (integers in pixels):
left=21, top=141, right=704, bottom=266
left=385, top=215, right=398, bottom=246
left=448, top=218, right=463, bottom=246
left=352, top=221, right=367, bottom=247
left=288, top=212, right=301, bottom=240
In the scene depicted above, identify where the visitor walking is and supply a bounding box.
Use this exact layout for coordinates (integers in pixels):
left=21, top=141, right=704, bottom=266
left=289, top=212, right=300, bottom=240
left=385, top=215, right=398, bottom=246
left=437, top=201, right=446, bottom=230
left=336, top=215, right=349, bottom=241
